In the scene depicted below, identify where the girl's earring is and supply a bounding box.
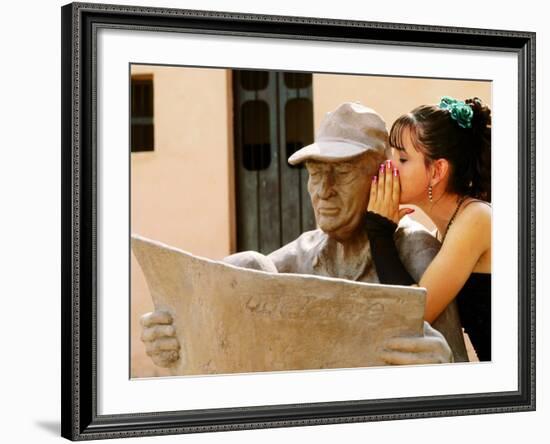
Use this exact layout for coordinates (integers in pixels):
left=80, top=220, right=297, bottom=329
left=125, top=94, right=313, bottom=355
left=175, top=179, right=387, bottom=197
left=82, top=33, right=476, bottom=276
left=428, top=185, right=433, bottom=202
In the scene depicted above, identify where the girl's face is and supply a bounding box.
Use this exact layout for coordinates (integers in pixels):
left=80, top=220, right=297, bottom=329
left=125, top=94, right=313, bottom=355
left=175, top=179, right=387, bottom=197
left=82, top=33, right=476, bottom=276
left=391, top=127, right=432, bottom=205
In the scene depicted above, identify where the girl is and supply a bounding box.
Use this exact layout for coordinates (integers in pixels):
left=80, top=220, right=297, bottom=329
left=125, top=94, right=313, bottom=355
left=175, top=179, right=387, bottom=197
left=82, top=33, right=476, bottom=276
left=365, top=96, right=492, bottom=361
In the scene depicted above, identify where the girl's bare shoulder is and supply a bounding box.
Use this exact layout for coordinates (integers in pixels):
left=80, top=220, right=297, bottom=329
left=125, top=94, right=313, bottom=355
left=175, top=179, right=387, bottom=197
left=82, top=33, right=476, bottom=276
left=451, top=199, right=492, bottom=244
left=459, top=199, right=492, bottom=225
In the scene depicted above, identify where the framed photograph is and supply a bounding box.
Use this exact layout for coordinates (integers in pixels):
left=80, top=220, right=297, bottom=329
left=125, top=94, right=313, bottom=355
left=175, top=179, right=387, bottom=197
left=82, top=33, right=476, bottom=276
left=61, top=2, right=535, bottom=440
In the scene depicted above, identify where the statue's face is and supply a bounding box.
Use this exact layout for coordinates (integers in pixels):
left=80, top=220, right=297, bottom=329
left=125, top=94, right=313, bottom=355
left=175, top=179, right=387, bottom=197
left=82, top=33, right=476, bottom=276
left=305, top=154, right=377, bottom=241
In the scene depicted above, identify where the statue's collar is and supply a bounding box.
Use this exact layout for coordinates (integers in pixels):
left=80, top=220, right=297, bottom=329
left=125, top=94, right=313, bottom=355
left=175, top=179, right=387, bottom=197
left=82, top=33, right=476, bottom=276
left=312, top=228, right=373, bottom=281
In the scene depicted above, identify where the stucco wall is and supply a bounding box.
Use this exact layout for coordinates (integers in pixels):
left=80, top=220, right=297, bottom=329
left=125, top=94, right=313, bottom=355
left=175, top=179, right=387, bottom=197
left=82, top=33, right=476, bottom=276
left=130, top=65, right=234, bottom=377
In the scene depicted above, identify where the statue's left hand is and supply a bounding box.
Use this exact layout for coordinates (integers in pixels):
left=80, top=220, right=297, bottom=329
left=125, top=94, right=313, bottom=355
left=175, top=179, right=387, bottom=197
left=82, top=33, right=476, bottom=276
left=380, top=321, right=454, bottom=365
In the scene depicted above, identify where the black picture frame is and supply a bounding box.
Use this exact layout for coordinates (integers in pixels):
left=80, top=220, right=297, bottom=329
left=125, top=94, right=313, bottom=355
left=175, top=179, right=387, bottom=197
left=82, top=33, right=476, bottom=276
left=61, top=2, right=536, bottom=440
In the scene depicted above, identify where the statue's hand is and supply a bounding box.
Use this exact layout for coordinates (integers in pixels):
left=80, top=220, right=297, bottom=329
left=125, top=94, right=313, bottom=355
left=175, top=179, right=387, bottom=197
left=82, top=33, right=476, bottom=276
left=380, top=321, right=453, bottom=365
left=140, top=309, right=181, bottom=368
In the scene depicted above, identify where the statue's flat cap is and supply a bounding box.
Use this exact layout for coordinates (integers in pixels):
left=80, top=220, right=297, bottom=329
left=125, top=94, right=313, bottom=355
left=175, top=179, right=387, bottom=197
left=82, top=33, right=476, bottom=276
left=288, top=102, right=389, bottom=165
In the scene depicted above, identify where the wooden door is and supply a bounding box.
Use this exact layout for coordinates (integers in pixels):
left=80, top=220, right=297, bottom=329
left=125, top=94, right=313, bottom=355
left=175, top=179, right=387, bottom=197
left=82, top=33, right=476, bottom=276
left=233, top=70, right=316, bottom=254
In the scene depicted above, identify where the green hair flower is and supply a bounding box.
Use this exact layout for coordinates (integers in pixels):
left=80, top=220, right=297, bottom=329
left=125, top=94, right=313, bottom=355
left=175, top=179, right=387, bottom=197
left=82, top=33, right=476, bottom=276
left=439, top=96, right=474, bottom=129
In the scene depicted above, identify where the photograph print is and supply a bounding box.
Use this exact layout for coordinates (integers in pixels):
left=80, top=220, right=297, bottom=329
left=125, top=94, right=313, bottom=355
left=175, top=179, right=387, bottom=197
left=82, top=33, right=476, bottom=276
left=129, top=64, right=492, bottom=379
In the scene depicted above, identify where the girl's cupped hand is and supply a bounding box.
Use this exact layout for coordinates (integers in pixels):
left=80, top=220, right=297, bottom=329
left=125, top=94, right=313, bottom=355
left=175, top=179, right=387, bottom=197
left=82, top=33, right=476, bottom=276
left=367, top=159, right=413, bottom=223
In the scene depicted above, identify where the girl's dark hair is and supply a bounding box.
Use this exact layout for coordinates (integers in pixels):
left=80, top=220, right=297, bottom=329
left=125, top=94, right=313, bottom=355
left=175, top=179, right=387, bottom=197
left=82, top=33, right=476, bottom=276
left=389, top=97, right=491, bottom=202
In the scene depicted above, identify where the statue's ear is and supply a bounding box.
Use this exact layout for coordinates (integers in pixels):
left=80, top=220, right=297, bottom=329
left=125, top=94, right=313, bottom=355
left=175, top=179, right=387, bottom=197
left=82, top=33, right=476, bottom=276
left=429, top=158, right=450, bottom=187
left=365, top=151, right=385, bottom=175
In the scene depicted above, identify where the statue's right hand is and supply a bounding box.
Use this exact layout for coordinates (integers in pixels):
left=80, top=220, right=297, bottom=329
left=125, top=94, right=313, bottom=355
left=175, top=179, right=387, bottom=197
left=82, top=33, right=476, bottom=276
left=140, top=309, right=180, bottom=368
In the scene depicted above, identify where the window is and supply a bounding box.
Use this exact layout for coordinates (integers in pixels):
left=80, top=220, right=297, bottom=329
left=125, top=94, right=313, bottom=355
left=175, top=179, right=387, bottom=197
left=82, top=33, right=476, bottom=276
left=242, top=100, right=271, bottom=171
left=285, top=97, right=314, bottom=168
left=131, top=74, right=154, bottom=152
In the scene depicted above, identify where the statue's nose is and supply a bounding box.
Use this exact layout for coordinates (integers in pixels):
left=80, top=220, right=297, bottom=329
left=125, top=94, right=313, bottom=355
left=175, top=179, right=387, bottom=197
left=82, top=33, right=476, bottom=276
left=318, top=174, right=336, bottom=199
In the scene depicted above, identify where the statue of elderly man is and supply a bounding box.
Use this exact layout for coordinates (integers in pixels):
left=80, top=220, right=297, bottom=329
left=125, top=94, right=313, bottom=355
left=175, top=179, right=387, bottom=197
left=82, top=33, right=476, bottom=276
left=141, top=102, right=467, bottom=368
